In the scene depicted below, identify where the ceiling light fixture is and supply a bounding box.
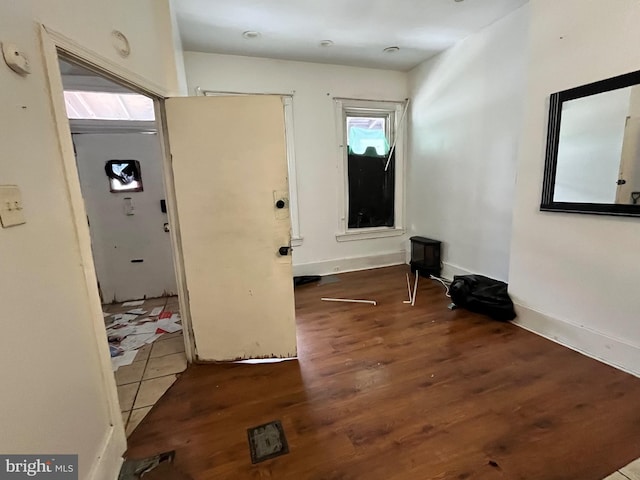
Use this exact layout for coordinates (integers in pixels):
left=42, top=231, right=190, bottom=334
left=319, top=40, right=334, bottom=47
left=242, top=31, right=261, bottom=39
left=383, top=46, right=400, bottom=53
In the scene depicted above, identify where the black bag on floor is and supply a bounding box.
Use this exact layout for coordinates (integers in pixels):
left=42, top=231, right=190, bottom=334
left=449, top=275, right=516, bottom=321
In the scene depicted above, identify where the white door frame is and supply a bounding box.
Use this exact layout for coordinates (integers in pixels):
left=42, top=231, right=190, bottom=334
left=39, top=23, right=195, bottom=449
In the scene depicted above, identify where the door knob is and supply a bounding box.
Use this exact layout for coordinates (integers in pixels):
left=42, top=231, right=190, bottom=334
left=278, top=246, right=291, bottom=256
left=275, top=199, right=286, bottom=209
left=617, top=179, right=627, bottom=185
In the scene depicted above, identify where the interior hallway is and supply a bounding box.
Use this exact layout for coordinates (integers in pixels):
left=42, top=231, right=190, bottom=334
left=125, top=266, right=640, bottom=479
left=105, top=296, right=186, bottom=436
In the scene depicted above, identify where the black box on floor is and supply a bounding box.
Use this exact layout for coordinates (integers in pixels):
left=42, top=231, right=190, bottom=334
left=410, top=236, right=441, bottom=278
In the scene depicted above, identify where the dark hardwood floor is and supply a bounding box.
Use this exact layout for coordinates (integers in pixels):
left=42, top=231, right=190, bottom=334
left=126, top=265, right=640, bottom=479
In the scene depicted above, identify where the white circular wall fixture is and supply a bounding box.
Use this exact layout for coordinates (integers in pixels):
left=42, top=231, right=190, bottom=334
left=111, top=30, right=131, bottom=57
left=242, top=31, right=261, bottom=39
left=319, top=40, right=334, bottom=47
left=383, top=46, right=400, bottom=53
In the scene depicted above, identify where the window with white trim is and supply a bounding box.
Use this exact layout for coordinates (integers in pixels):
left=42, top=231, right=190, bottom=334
left=335, top=99, right=405, bottom=241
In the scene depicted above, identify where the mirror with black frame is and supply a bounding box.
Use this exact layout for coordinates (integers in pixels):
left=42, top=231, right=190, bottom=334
left=541, top=69, right=640, bottom=216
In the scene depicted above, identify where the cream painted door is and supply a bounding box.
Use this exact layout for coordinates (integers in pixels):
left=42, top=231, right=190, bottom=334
left=165, top=96, right=296, bottom=361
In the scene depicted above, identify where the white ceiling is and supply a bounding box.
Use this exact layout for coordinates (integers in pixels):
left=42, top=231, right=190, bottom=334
left=176, top=0, right=528, bottom=71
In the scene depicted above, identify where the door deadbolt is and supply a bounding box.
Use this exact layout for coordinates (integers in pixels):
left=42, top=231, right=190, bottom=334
left=278, top=246, right=291, bottom=256
left=275, top=199, right=286, bottom=209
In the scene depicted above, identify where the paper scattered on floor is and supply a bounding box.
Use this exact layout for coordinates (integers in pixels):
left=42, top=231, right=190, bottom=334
left=107, top=299, right=183, bottom=371
left=144, top=333, right=163, bottom=344
left=135, top=322, right=160, bottom=334
left=111, top=350, right=138, bottom=371
left=107, top=326, right=136, bottom=340
left=120, top=333, right=156, bottom=351
left=122, top=300, right=145, bottom=307
left=156, top=318, right=182, bottom=333
left=112, top=313, right=139, bottom=324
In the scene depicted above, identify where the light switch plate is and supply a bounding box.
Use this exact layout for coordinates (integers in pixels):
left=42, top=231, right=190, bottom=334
left=0, top=185, right=26, bottom=227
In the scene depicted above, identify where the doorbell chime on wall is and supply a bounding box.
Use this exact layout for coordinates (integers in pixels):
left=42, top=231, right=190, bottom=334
left=1, top=42, right=31, bottom=75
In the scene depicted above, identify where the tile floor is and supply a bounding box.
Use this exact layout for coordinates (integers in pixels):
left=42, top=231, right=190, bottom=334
left=605, top=458, right=640, bottom=480
left=105, top=295, right=187, bottom=436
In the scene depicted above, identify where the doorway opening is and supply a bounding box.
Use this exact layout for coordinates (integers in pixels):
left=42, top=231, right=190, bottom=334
left=47, top=37, right=299, bottom=443
left=58, top=57, right=187, bottom=436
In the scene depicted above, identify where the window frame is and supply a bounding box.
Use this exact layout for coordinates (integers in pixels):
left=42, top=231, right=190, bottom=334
left=105, top=159, right=143, bottom=193
left=334, top=98, right=406, bottom=241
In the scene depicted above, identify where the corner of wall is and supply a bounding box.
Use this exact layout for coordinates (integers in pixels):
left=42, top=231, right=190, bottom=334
left=87, top=427, right=126, bottom=480
left=169, top=0, right=188, bottom=95
left=406, top=6, right=529, bottom=284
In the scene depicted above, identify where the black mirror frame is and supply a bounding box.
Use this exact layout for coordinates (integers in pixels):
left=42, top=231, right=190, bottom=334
left=541, top=68, right=640, bottom=217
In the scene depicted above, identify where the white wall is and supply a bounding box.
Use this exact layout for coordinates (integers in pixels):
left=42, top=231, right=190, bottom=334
left=74, top=133, right=177, bottom=302
left=0, top=1, right=180, bottom=478
left=554, top=88, right=630, bottom=203
left=407, top=5, right=530, bottom=281
left=509, top=0, right=640, bottom=376
left=184, top=52, right=409, bottom=275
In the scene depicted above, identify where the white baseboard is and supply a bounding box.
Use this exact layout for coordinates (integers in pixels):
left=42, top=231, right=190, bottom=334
left=513, top=303, right=640, bottom=378
left=293, top=251, right=406, bottom=277
left=87, top=426, right=125, bottom=480
left=441, top=261, right=474, bottom=281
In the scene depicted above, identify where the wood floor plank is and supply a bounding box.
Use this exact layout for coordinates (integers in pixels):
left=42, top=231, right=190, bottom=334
left=126, top=265, right=640, bottom=479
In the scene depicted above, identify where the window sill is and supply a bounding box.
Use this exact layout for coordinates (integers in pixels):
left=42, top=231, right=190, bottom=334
left=335, top=228, right=405, bottom=242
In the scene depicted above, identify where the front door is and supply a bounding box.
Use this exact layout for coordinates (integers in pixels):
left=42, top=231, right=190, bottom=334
left=73, top=133, right=177, bottom=302
left=165, top=96, right=296, bottom=361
